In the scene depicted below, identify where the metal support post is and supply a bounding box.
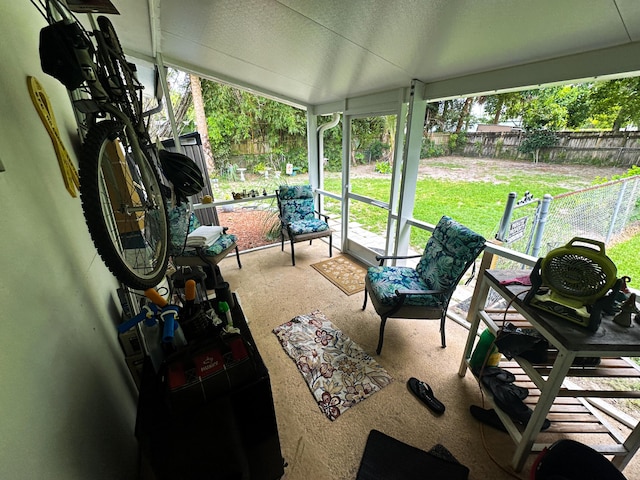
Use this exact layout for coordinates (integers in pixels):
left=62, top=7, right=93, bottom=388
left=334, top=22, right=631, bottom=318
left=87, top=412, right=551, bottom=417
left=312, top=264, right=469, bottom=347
left=496, top=192, right=518, bottom=241
left=531, top=194, right=552, bottom=258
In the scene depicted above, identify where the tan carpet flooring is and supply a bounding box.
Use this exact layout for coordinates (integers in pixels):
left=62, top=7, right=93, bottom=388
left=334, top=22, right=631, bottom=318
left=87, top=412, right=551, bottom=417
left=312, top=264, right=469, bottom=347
left=218, top=242, right=640, bottom=480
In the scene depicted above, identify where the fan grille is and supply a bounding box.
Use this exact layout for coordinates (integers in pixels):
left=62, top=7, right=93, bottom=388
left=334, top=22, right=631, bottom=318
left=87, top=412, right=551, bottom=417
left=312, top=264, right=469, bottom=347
left=544, top=254, right=609, bottom=297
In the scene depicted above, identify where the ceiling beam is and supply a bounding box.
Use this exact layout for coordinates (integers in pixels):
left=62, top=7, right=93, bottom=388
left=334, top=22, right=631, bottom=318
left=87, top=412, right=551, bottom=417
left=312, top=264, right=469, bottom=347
left=423, top=41, right=640, bottom=101
left=147, top=0, right=161, bottom=57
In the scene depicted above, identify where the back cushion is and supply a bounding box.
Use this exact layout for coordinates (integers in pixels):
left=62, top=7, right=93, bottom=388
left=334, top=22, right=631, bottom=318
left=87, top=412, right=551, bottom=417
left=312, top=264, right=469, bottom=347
left=416, top=216, right=485, bottom=291
left=168, top=203, right=202, bottom=255
left=279, top=184, right=315, bottom=223
left=281, top=198, right=314, bottom=223
left=278, top=184, right=313, bottom=200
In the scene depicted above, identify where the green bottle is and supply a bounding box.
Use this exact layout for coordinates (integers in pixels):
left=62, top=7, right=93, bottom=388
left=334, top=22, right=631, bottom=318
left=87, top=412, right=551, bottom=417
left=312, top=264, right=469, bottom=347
left=469, top=329, right=498, bottom=371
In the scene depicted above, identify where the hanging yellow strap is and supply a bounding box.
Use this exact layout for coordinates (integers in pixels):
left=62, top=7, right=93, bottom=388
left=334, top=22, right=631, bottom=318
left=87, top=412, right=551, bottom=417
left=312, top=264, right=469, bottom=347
left=27, top=76, right=80, bottom=198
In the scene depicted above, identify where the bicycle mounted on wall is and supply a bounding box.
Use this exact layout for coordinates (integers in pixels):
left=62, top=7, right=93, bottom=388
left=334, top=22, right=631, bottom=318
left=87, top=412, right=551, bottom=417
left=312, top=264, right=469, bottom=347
left=32, top=0, right=170, bottom=290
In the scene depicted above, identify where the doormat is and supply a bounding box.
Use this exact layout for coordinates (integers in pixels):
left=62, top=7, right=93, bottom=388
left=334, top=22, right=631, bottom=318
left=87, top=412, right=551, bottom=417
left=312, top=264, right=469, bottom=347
left=311, top=255, right=367, bottom=295
left=273, top=310, right=392, bottom=421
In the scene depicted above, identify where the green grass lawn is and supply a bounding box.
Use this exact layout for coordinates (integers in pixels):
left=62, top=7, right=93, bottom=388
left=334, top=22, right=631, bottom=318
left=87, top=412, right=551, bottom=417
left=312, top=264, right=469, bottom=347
left=211, top=164, right=638, bottom=282
left=323, top=173, right=640, bottom=282
left=323, top=174, right=571, bottom=236
left=608, top=233, right=640, bottom=283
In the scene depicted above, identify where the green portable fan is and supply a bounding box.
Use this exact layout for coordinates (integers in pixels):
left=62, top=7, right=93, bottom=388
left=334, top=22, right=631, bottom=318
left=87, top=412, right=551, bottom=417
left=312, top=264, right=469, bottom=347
left=525, top=237, right=618, bottom=330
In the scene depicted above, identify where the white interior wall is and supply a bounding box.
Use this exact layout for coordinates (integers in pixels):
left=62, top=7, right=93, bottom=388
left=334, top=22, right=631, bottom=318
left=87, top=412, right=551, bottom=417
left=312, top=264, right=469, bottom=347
left=0, top=5, right=139, bottom=479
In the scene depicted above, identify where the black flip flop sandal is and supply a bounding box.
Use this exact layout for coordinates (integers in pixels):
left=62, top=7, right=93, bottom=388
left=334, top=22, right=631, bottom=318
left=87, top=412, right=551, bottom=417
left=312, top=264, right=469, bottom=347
left=469, top=405, right=507, bottom=432
left=407, top=377, right=445, bottom=414
left=479, top=366, right=516, bottom=383
left=481, top=375, right=529, bottom=401
left=490, top=387, right=551, bottom=431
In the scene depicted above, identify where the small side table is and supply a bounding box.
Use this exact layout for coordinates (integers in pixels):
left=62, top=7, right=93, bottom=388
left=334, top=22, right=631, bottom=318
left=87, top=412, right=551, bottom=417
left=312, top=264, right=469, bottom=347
left=459, top=268, right=640, bottom=472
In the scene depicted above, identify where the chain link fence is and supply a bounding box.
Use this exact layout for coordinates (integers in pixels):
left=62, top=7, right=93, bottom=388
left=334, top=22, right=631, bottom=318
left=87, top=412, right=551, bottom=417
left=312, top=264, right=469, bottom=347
left=492, top=176, right=640, bottom=270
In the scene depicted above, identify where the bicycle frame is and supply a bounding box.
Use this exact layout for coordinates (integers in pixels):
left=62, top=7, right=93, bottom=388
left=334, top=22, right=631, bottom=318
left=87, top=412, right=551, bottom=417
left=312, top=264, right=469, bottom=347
left=35, top=0, right=171, bottom=290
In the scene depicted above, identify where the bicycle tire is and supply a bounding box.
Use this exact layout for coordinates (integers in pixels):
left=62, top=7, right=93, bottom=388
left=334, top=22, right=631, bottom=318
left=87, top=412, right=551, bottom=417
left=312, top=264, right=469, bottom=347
left=80, top=120, right=169, bottom=289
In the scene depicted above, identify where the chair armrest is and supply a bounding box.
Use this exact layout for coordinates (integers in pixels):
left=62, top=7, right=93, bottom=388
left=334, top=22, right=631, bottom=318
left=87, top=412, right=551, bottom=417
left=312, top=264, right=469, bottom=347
left=392, top=288, right=446, bottom=310
left=314, top=210, right=330, bottom=222
left=396, top=289, right=446, bottom=308
left=395, top=288, right=445, bottom=297
left=375, top=254, right=422, bottom=266
left=285, top=223, right=294, bottom=236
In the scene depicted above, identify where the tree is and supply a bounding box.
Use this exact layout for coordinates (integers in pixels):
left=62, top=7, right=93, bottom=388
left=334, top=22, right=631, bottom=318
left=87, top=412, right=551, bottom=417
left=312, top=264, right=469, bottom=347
left=424, top=99, right=472, bottom=132
left=476, top=79, right=640, bottom=132
left=350, top=116, right=387, bottom=165
left=482, top=92, right=523, bottom=125
left=495, top=88, right=567, bottom=131
left=518, top=130, right=558, bottom=163
left=424, top=102, right=440, bottom=131
left=589, top=78, right=640, bottom=131
left=199, top=81, right=306, bottom=167
left=146, top=68, right=192, bottom=140
left=562, top=84, right=592, bottom=129
left=455, top=97, right=473, bottom=133
left=190, top=74, right=215, bottom=173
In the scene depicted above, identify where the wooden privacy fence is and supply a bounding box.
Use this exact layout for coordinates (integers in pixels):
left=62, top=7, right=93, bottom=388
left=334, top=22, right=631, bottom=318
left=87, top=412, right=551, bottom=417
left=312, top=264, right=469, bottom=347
left=428, top=131, right=640, bottom=167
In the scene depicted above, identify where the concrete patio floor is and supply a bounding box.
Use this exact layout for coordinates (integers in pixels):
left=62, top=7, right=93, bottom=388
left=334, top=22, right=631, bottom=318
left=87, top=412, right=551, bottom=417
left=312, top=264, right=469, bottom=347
left=215, top=242, right=640, bottom=480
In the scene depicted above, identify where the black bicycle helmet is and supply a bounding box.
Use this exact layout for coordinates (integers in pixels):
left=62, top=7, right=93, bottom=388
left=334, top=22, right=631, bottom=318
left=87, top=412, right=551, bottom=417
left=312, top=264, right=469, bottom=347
left=158, top=150, right=205, bottom=199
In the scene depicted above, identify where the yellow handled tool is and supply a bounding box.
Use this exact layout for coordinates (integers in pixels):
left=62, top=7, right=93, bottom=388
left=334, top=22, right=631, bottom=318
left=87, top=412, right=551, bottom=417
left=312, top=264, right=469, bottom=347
left=27, top=76, right=80, bottom=197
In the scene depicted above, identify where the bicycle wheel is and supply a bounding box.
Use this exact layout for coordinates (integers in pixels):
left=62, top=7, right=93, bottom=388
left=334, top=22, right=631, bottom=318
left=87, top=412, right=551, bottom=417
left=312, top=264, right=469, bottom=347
left=80, top=120, right=169, bottom=289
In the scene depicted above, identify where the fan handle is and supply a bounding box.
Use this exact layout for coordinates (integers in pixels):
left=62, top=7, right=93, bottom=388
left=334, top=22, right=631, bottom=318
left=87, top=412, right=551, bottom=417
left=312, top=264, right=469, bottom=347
left=566, top=237, right=606, bottom=254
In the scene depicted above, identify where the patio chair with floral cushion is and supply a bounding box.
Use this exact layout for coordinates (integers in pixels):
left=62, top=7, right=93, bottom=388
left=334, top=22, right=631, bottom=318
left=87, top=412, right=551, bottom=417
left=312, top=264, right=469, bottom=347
left=363, top=216, right=485, bottom=354
left=168, top=202, right=241, bottom=288
left=275, top=184, right=333, bottom=266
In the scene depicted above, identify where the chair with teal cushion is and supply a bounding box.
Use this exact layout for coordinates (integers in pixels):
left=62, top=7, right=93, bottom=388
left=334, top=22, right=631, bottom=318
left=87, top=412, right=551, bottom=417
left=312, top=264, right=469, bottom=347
left=363, top=216, right=485, bottom=353
left=168, top=203, right=241, bottom=287
left=276, top=184, right=333, bottom=266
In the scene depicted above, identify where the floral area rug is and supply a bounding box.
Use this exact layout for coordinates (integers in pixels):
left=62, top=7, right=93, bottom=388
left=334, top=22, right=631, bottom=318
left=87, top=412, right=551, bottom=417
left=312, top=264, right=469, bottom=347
left=310, top=255, right=367, bottom=295
left=273, top=310, right=392, bottom=421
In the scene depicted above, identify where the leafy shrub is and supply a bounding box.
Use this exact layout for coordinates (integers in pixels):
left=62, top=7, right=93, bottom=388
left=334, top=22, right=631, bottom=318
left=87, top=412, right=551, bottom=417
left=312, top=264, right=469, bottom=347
left=374, top=161, right=392, bottom=174
left=220, top=162, right=237, bottom=181
left=369, top=140, right=390, bottom=161
left=421, top=139, right=445, bottom=158
left=607, top=165, right=640, bottom=181
left=252, top=161, right=265, bottom=174
left=448, top=132, right=467, bottom=152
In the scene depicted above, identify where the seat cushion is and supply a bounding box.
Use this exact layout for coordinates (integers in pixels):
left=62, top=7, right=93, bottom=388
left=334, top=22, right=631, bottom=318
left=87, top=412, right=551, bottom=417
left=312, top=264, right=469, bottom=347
left=177, top=233, right=237, bottom=257
left=288, top=218, right=329, bottom=235
left=366, top=266, right=442, bottom=307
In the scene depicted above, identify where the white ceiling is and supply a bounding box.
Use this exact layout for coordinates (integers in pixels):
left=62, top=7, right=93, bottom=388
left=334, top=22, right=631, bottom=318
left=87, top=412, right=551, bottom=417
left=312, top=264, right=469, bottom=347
left=102, top=0, right=640, bottom=109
